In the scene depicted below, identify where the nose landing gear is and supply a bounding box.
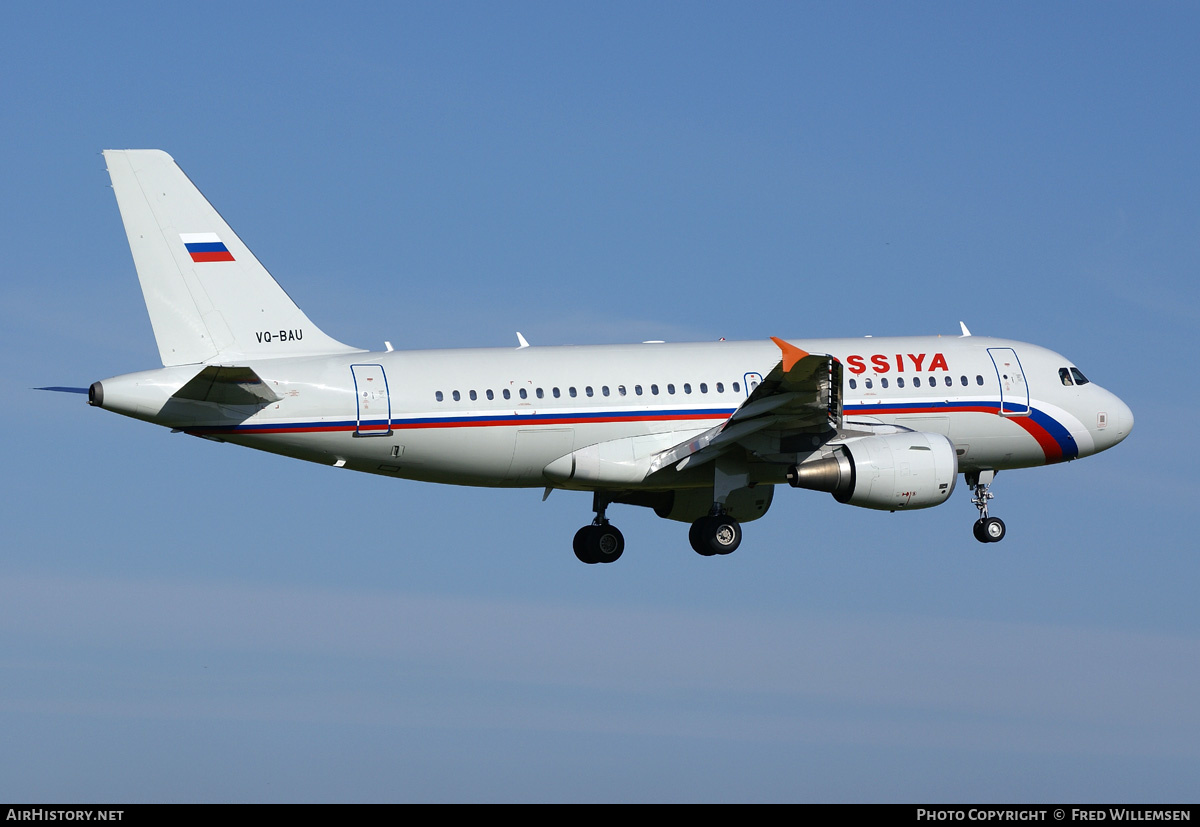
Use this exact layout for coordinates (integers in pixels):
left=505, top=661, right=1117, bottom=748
left=967, top=470, right=1006, bottom=543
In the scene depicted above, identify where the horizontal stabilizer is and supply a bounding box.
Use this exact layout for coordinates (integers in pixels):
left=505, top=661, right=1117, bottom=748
left=172, top=365, right=280, bottom=406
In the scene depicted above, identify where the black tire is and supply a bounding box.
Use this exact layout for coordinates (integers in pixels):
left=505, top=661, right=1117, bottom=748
left=574, top=525, right=599, bottom=564
left=689, top=517, right=717, bottom=556
left=972, top=518, right=989, bottom=543
left=587, top=524, right=625, bottom=563
left=690, top=515, right=741, bottom=556
left=982, top=517, right=1006, bottom=543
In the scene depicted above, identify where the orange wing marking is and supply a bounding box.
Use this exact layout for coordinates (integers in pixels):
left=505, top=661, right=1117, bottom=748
left=770, top=336, right=809, bottom=373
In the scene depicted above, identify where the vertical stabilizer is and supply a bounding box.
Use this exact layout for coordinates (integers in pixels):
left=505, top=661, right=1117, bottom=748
left=103, top=149, right=360, bottom=366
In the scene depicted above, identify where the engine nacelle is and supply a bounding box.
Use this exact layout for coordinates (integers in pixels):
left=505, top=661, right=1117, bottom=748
left=787, top=432, right=958, bottom=511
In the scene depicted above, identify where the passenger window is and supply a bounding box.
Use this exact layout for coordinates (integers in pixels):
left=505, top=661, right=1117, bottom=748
left=732, top=382, right=740, bottom=393
left=849, top=378, right=857, bottom=390
left=944, top=376, right=952, bottom=387
left=699, top=383, right=708, bottom=393
left=552, top=387, right=560, bottom=398
left=452, top=390, right=461, bottom=401
left=897, top=377, right=905, bottom=388
left=651, top=384, right=659, bottom=395
left=635, top=385, right=643, bottom=396
left=716, top=382, right=724, bottom=393
left=667, top=384, right=675, bottom=394
left=469, top=390, right=477, bottom=401
left=976, top=375, right=983, bottom=385
left=519, top=388, right=527, bottom=399
left=602, top=386, right=610, bottom=396
left=435, top=391, right=444, bottom=402
left=487, top=389, right=494, bottom=400
left=585, top=386, right=594, bottom=397
left=881, top=378, right=889, bottom=388
left=536, top=388, right=544, bottom=399
left=503, top=389, right=511, bottom=400
left=914, top=376, right=921, bottom=388
left=960, top=375, right=968, bottom=386
left=618, top=385, right=627, bottom=396
left=865, top=378, right=873, bottom=389
left=569, top=387, right=577, bottom=397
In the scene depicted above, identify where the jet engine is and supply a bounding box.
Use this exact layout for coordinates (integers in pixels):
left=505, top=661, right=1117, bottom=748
left=787, top=432, right=957, bottom=511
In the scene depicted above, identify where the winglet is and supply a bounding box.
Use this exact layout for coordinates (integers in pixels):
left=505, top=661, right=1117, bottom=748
left=770, top=337, right=809, bottom=372
left=959, top=321, right=972, bottom=337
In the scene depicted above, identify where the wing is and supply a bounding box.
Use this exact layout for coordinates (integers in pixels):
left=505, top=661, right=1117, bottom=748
left=647, top=337, right=842, bottom=475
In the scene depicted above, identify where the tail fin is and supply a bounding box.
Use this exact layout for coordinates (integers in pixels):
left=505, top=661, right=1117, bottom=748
left=103, top=149, right=360, bottom=366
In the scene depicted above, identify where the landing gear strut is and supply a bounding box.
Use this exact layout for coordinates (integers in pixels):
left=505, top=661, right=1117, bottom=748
left=967, top=470, right=1006, bottom=543
left=573, top=493, right=624, bottom=564
left=689, top=508, right=742, bottom=556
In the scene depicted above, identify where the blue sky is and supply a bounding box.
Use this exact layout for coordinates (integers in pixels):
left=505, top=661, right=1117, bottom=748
left=2, top=1, right=1197, bottom=803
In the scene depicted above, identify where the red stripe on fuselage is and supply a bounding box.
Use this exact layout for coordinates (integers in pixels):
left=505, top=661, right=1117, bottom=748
left=847, top=404, right=998, bottom=416
left=1008, top=416, right=1064, bottom=463
left=194, top=411, right=730, bottom=437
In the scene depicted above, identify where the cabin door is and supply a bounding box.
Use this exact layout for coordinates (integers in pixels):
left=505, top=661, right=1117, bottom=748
left=988, top=348, right=1030, bottom=416
left=351, top=364, right=392, bottom=435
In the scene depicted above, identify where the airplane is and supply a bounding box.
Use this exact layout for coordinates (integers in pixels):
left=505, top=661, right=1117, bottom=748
left=54, top=149, right=1134, bottom=564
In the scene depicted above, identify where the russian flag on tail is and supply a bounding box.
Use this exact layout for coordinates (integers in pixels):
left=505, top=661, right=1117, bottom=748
left=180, top=232, right=235, bottom=262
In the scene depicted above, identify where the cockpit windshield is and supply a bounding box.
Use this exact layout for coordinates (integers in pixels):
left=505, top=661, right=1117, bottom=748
left=1059, top=367, right=1091, bottom=386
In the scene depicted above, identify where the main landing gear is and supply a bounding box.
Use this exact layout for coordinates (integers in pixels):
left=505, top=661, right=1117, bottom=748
left=573, top=494, right=624, bottom=564
left=688, top=509, right=742, bottom=557
left=967, top=469, right=1006, bottom=543
left=572, top=495, right=744, bottom=563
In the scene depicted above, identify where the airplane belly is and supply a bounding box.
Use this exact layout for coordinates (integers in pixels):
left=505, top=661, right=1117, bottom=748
left=501, top=421, right=710, bottom=486
left=231, top=417, right=728, bottom=487
left=506, top=428, right=573, bottom=483
left=389, top=426, right=519, bottom=485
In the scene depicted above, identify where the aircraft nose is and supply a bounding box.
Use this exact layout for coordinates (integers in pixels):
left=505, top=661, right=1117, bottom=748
left=1115, top=395, right=1133, bottom=440
left=1098, top=392, right=1133, bottom=450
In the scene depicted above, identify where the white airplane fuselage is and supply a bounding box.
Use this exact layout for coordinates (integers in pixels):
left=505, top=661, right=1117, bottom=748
left=94, top=335, right=1130, bottom=489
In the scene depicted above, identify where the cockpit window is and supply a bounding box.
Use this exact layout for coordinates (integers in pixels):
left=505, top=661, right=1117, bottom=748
left=1070, top=368, right=1090, bottom=385
left=1059, top=368, right=1074, bottom=386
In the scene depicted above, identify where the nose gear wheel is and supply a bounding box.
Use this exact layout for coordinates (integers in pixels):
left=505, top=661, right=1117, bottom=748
left=967, top=470, right=1006, bottom=544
